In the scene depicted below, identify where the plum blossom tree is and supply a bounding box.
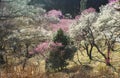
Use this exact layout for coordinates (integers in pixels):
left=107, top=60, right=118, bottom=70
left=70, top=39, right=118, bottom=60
left=69, top=3, right=120, bottom=66
left=109, top=0, right=119, bottom=3
left=93, top=2, right=120, bottom=65
left=29, top=41, right=63, bottom=58
left=0, top=0, right=50, bottom=67
left=81, top=7, right=95, bottom=14
left=45, top=10, right=75, bottom=32
left=45, top=10, right=63, bottom=18
left=50, top=19, right=74, bottom=32
left=70, top=10, right=98, bottom=61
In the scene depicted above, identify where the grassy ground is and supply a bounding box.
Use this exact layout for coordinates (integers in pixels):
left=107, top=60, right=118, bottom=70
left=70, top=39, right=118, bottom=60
left=0, top=49, right=120, bottom=78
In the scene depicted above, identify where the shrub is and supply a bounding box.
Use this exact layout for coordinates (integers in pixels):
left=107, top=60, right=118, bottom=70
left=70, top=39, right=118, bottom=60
left=46, top=29, right=77, bottom=72
left=53, top=29, right=70, bottom=46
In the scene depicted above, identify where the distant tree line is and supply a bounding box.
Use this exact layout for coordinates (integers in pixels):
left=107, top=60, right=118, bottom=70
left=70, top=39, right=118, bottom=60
left=29, top=0, right=108, bottom=17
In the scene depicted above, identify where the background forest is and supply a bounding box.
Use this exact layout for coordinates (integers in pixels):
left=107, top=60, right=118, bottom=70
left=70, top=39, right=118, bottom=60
left=0, top=0, right=120, bottom=78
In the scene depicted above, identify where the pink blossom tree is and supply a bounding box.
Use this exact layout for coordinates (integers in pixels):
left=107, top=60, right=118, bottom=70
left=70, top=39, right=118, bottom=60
left=45, top=9, right=63, bottom=19
left=29, top=41, right=63, bottom=59
left=81, top=7, right=96, bottom=14
left=45, top=10, right=75, bottom=32
left=109, top=0, right=119, bottom=3
left=46, top=8, right=96, bottom=33
left=50, top=19, right=74, bottom=32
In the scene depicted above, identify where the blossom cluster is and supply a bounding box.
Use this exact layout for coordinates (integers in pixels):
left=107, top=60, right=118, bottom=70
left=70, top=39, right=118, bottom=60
left=45, top=10, right=63, bottom=18
left=45, top=10, right=75, bottom=32
left=69, top=2, right=120, bottom=43
left=29, top=41, right=63, bottom=58
left=81, top=8, right=96, bottom=14
left=109, top=0, right=119, bottom=3
left=50, top=19, right=74, bottom=32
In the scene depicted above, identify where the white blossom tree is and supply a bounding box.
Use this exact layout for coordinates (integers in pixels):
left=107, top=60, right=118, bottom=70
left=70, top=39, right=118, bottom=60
left=69, top=2, right=120, bottom=66
left=0, top=0, right=51, bottom=66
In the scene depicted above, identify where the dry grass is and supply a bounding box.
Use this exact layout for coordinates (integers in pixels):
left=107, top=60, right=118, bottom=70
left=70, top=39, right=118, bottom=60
left=0, top=48, right=120, bottom=78
left=0, top=65, right=43, bottom=78
left=0, top=63, right=120, bottom=78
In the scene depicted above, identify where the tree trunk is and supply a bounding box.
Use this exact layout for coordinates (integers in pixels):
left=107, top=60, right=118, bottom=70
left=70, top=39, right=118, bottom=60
left=89, top=44, right=93, bottom=60
left=106, top=46, right=111, bottom=66
left=0, top=54, right=5, bottom=65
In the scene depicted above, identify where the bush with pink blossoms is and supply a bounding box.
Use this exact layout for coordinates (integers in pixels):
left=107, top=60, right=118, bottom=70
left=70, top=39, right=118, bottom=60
left=29, top=41, right=63, bottom=58
left=81, top=7, right=96, bottom=14
left=49, top=42, right=63, bottom=48
left=75, top=15, right=81, bottom=20
left=45, top=10, right=63, bottom=19
left=109, top=0, right=119, bottom=3
left=50, top=19, right=74, bottom=32
left=44, top=10, right=75, bottom=32
left=46, top=8, right=96, bottom=33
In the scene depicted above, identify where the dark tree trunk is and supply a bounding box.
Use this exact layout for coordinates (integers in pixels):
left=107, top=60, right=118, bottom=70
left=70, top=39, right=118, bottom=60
left=106, top=46, right=111, bottom=66
left=94, top=43, right=111, bottom=66
left=84, top=43, right=93, bottom=60
left=89, top=44, right=93, bottom=60
left=89, top=51, right=92, bottom=60
left=0, top=54, right=5, bottom=65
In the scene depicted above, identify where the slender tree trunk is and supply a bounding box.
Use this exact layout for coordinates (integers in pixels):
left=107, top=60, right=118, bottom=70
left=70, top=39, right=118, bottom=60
left=23, top=44, right=29, bottom=70
left=89, top=50, right=92, bottom=60
left=94, top=43, right=111, bottom=66
left=106, top=46, right=111, bottom=66
left=89, top=44, right=93, bottom=60
left=0, top=54, right=5, bottom=64
left=77, top=51, right=82, bottom=65
left=84, top=44, right=93, bottom=60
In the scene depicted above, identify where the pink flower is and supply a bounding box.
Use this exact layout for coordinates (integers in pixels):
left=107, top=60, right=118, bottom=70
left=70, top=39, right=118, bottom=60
left=82, top=8, right=95, bottom=14
left=35, top=41, right=49, bottom=53
left=29, top=51, right=34, bottom=55
left=45, top=10, right=63, bottom=19
left=108, top=0, right=119, bottom=5
left=29, top=41, right=63, bottom=58
left=50, top=42, right=63, bottom=47
left=45, top=9, right=75, bottom=32
left=50, top=19, right=74, bottom=32
left=109, top=0, right=118, bottom=3
left=75, top=15, right=81, bottom=20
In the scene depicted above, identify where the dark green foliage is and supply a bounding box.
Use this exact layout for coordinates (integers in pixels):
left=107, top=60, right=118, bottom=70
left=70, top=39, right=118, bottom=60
left=86, top=0, right=108, bottom=12
left=63, top=45, right=77, bottom=60
left=46, top=48, right=68, bottom=71
left=80, top=0, right=108, bottom=12
left=53, top=29, right=70, bottom=46
left=46, top=29, right=77, bottom=72
left=29, top=0, right=80, bottom=17
left=29, top=0, right=109, bottom=17
left=0, top=54, right=5, bottom=65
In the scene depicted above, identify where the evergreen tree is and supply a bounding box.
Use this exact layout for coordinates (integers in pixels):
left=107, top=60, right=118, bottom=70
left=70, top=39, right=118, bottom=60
left=53, top=29, right=69, bottom=46
left=46, top=29, right=77, bottom=72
